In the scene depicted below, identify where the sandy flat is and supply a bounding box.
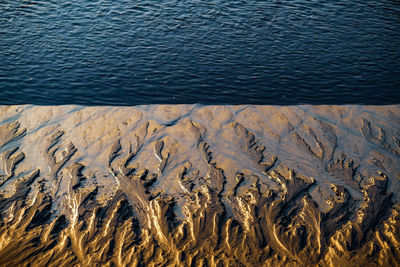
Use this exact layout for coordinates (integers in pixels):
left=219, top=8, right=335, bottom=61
left=0, top=104, right=399, bottom=266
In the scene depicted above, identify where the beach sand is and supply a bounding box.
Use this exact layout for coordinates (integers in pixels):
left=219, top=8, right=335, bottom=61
left=0, top=104, right=399, bottom=266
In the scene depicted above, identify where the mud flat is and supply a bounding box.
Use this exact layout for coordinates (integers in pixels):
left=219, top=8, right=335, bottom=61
left=0, top=104, right=399, bottom=266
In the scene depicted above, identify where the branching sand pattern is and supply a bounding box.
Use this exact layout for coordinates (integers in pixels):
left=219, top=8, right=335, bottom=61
left=0, top=105, right=399, bottom=266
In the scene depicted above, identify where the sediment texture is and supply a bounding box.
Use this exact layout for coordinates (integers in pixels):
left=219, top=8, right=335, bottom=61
left=0, top=105, right=399, bottom=266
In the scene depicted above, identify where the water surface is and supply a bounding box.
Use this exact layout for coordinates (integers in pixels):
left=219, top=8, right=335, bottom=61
left=1, top=0, right=399, bottom=105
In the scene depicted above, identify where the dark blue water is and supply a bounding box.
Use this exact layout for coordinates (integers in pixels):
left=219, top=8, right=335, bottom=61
left=1, top=0, right=400, bottom=105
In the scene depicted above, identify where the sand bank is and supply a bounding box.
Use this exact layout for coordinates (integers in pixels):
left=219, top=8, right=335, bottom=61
left=0, top=105, right=399, bottom=266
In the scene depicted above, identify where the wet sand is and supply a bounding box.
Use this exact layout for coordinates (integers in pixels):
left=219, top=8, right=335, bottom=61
left=0, top=105, right=399, bottom=266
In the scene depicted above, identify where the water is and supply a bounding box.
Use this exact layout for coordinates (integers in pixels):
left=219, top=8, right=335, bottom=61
left=1, top=0, right=399, bottom=105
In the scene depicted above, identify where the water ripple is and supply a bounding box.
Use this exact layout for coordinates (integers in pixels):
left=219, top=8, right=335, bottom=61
left=0, top=0, right=399, bottom=105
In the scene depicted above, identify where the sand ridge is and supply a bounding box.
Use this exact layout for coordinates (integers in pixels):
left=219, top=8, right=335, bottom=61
left=0, top=104, right=399, bottom=266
